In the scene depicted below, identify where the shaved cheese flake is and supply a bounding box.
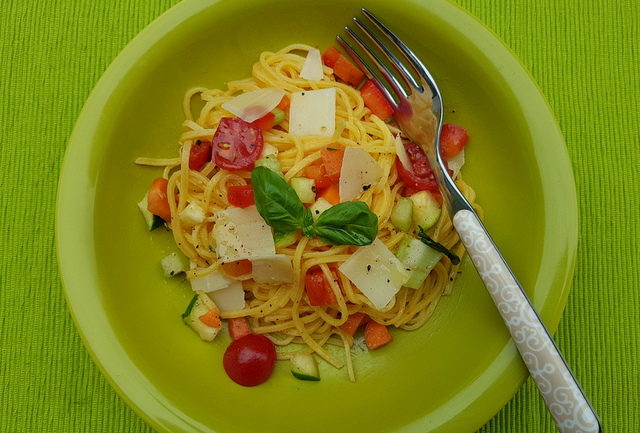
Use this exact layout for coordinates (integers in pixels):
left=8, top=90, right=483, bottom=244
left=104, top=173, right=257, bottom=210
left=221, top=88, right=285, bottom=123
left=394, top=134, right=414, bottom=173
left=446, top=149, right=465, bottom=179
left=289, top=88, right=336, bottom=137
left=208, top=281, right=245, bottom=312
left=338, top=239, right=410, bottom=310
left=250, top=254, right=294, bottom=284
left=214, top=205, right=276, bottom=262
left=339, top=147, right=383, bottom=202
left=190, top=269, right=234, bottom=292
left=300, top=48, right=324, bottom=80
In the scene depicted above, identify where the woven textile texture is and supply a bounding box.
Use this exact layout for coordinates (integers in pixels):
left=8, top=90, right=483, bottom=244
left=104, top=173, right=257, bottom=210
left=0, top=0, right=637, bottom=432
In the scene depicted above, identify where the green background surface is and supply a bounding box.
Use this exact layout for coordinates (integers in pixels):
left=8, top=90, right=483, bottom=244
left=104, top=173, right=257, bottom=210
left=1, top=0, right=638, bottom=432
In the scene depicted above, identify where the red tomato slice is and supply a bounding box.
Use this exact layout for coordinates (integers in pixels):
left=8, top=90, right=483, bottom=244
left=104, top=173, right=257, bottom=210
left=223, top=334, right=276, bottom=386
left=305, top=267, right=338, bottom=306
left=395, top=142, right=438, bottom=192
left=212, top=117, right=264, bottom=171
left=147, top=178, right=172, bottom=222
left=360, top=80, right=394, bottom=120
left=189, top=140, right=212, bottom=170
left=227, top=185, right=255, bottom=208
left=440, top=124, right=469, bottom=158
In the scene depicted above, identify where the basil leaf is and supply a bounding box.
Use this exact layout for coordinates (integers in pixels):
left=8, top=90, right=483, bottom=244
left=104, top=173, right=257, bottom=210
left=251, top=166, right=306, bottom=233
left=417, top=226, right=460, bottom=265
left=314, top=201, right=378, bottom=245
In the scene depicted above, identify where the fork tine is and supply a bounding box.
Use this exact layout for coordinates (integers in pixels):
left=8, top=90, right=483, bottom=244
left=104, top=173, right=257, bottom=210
left=336, top=35, right=399, bottom=107
left=351, top=17, right=423, bottom=93
left=341, top=25, right=409, bottom=100
left=361, top=8, right=440, bottom=97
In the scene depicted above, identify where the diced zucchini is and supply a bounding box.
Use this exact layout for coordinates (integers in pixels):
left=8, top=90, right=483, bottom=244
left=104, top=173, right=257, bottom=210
left=291, top=177, right=316, bottom=203
left=137, top=195, right=164, bottom=231
left=395, top=235, right=443, bottom=289
left=271, top=108, right=286, bottom=126
left=255, top=154, right=281, bottom=173
left=181, top=294, right=221, bottom=341
left=409, top=191, right=441, bottom=230
left=179, top=202, right=206, bottom=225
left=290, top=352, right=320, bottom=381
left=390, top=197, right=413, bottom=232
left=309, top=197, right=332, bottom=221
left=274, top=231, right=298, bottom=248
left=161, top=252, right=190, bottom=277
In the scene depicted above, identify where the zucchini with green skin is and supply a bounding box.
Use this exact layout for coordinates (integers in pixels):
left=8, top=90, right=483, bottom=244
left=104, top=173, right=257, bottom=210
left=290, top=177, right=316, bottom=204
left=161, top=252, right=189, bottom=277
left=137, top=195, right=164, bottom=231
left=409, top=191, right=441, bottom=230
left=395, top=235, right=443, bottom=289
left=390, top=197, right=413, bottom=232
left=255, top=154, right=281, bottom=173
left=290, top=352, right=320, bottom=381
left=274, top=231, right=298, bottom=248
left=182, top=294, right=221, bottom=341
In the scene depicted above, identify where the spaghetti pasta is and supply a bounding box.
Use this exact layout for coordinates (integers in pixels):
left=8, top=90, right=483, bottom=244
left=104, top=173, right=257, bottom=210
left=137, top=44, right=479, bottom=382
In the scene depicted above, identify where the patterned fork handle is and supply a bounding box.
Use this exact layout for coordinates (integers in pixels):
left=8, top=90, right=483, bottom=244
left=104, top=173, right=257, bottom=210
left=453, top=210, right=601, bottom=433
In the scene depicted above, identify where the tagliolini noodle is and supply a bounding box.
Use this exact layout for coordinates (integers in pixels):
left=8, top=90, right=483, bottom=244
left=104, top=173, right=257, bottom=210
left=136, top=44, right=481, bottom=381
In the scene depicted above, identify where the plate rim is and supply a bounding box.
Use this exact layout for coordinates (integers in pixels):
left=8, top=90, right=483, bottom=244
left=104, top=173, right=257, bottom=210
left=56, top=0, right=577, bottom=432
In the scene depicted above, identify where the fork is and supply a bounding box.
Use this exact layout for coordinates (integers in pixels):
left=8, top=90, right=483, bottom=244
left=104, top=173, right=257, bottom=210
left=338, top=9, right=602, bottom=433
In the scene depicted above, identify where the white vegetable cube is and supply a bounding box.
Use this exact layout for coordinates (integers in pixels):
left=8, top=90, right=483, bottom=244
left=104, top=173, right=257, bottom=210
left=309, top=197, right=333, bottom=221
left=338, top=239, right=410, bottom=310
left=213, top=205, right=276, bottom=262
left=300, top=48, right=324, bottom=80
left=289, top=88, right=336, bottom=137
left=179, top=202, right=206, bottom=226
left=339, top=147, right=383, bottom=202
left=250, top=254, right=294, bottom=284
left=208, top=281, right=245, bottom=312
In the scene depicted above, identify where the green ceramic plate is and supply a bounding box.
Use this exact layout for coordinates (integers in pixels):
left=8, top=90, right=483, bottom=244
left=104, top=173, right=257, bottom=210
left=56, top=0, right=577, bottom=432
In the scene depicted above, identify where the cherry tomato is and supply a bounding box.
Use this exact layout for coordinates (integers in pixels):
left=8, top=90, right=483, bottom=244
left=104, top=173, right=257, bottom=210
left=147, top=178, right=171, bottom=222
left=212, top=117, right=264, bottom=171
left=223, top=334, right=276, bottom=386
left=440, top=124, right=469, bottom=158
left=395, top=142, right=438, bottom=192
left=227, top=185, right=255, bottom=208
left=189, top=140, right=212, bottom=171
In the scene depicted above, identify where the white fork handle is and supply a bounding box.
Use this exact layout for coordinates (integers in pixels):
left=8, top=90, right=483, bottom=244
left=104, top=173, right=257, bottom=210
left=452, top=210, right=601, bottom=433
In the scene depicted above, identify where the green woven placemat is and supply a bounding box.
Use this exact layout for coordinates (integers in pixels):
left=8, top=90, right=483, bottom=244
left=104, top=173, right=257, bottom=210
left=1, top=0, right=637, bottom=432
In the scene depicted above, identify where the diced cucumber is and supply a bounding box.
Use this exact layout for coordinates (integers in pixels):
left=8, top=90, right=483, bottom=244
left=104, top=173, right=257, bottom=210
left=137, top=195, right=164, bottom=231
left=390, top=197, right=413, bottom=232
left=309, top=197, right=332, bottom=221
left=275, top=231, right=298, bottom=248
left=291, top=177, right=316, bottom=204
left=255, top=154, right=281, bottom=173
left=290, top=352, right=320, bottom=381
left=181, top=294, right=220, bottom=341
left=161, top=252, right=189, bottom=277
left=396, top=235, right=443, bottom=289
left=409, top=191, right=441, bottom=230
left=271, top=108, right=286, bottom=126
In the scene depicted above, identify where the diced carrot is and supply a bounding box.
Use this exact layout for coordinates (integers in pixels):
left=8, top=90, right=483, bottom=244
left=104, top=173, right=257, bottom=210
left=339, top=312, right=368, bottom=337
left=321, top=147, right=345, bottom=183
left=360, top=80, right=394, bottom=120
left=251, top=112, right=275, bottom=130
left=318, top=183, right=341, bottom=205
left=147, top=178, right=172, bottom=222
left=276, top=95, right=290, bottom=111
left=221, top=259, right=253, bottom=277
left=333, top=55, right=365, bottom=87
left=322, top=46, right=342, bottom=68
left=305, top=267, right=338, bottom=306
left=228, top=317, right=252, bottom=340
left=304, top=164, right=332, bottom=189
left=364, top=321, right=393, bottom=350
left=199, top=308, right=221, bottom=328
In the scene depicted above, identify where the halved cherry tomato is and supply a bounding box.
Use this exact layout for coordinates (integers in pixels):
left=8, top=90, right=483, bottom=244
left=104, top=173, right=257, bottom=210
left=212, top=117, right=264, bottom=171
left=395, top=142, right=438, bottom=192
left=320, top=147, right=344, bottom=183
left=440, top=124, right=469, bottom=158
left=305, top=266, right=338, bottom=306
left=189, top=140, right=212, bottom=170
left=147, top=178, right=172, bottom=222
left=223, top=334, right=276, bottom=386
left=221, top=259, right=253, bottom=277
left=227, top=185, right=255, bottom=208
left=303, top=164, right=332, bottom=189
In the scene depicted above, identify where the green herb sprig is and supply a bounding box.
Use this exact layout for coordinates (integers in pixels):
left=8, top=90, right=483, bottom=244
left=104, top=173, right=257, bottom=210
left=417, top=226, right=461, bottom=264
left=251, top=166, right=377, bottom=246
